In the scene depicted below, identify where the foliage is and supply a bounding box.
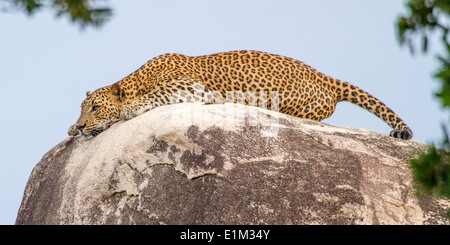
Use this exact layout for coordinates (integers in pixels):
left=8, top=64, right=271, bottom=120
left=397, top=0, right=450, bottom=203
left=397, top=0, right=450, bottom=107
left=4, top=0, right=112, bottom=29
left=397, top=0, right=450, bottom=106
left=410, top=126, right=450, bottom=197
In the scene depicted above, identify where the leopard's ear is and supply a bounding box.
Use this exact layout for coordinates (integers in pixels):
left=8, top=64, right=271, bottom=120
left=86, top=91, right=92, bottom=97
left=110, top=83, right=126, bottom=103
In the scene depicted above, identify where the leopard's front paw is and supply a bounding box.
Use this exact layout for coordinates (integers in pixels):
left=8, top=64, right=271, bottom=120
left=120, top=106, right=136, bottom=120
left=120, top=104, right=154, bottom=120
left=68, top=124, right=81, bottom=136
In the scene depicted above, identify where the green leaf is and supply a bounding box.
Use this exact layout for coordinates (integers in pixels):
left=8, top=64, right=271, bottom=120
left=7, top=0, right=112, bottom=29
left=410, top=146, right=450, bottom=197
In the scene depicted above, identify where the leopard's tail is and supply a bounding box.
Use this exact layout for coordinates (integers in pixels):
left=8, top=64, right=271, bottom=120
left=333, top=80, right=413, bottom=140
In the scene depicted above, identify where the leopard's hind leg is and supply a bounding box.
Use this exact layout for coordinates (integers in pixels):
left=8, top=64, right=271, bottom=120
left=288, top=91, right=337, bottom=121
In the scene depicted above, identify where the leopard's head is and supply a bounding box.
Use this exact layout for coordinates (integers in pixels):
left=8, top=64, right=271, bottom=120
left=68, top=84, right=125, bottom=139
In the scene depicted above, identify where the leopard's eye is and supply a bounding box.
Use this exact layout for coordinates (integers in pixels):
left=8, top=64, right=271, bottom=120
left=91, top=105, right=101, bottom=112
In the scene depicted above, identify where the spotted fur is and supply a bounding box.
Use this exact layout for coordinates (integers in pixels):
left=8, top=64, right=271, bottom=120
left=68, top=50, right=413, bottom=140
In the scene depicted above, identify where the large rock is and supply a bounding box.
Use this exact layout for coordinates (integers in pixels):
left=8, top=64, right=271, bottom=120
left=16, top=103, right=449, bottom=225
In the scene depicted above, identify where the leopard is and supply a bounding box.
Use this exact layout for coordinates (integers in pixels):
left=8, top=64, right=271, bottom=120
left=68, top=50, right=413, bottom=140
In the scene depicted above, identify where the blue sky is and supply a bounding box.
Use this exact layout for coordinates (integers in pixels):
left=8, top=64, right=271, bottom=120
left=0, top=0, right=448, bottom=224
